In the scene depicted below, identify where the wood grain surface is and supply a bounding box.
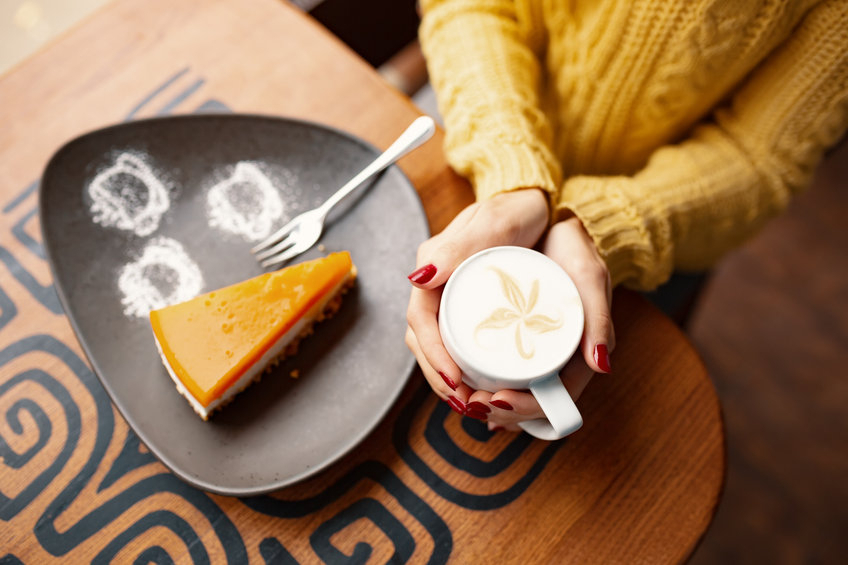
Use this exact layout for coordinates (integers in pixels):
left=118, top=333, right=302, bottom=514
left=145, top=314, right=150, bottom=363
left=0, top=0, right=724, bottom=562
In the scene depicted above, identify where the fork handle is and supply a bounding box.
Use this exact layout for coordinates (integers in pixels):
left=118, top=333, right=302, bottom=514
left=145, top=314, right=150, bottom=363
left=318, top=116, right=436, bottom=215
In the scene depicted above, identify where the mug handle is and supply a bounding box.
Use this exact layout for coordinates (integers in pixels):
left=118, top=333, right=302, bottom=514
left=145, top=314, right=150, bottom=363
left=518, top=372, right=583, bottom=440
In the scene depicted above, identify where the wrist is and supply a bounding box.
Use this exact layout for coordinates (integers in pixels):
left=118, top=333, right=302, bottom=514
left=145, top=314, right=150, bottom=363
left=492, top=188, right=550, bottom=245
left=551, top=215, right=605, bottom=263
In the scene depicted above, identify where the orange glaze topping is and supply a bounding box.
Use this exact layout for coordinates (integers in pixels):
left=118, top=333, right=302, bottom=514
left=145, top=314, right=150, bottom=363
left=149, top=252, right=353, bottom=407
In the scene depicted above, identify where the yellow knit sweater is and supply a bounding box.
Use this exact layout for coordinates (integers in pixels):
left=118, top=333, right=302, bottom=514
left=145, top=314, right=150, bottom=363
left=419, top=0, right=848, bottom=290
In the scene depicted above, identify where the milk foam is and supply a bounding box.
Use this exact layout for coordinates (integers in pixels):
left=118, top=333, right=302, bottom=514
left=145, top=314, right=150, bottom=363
left=441, top=247, right=583, bottom=380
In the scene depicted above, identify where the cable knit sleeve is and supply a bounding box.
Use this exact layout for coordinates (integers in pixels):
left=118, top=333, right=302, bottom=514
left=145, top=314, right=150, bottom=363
left=556, top=0, right=848, bottom=290
left=419, top=0, right=562, bottom=209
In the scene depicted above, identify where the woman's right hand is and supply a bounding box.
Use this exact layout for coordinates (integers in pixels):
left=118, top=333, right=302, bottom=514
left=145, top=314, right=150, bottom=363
left=404, top=188, right=549, bottom=418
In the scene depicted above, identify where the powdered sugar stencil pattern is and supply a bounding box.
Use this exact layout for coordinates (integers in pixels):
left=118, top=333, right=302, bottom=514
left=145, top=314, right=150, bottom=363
left=85, top=153, right=299, bottom=319
left=206, top=161, right=285, bottom=242
left=87, top=153, right=171, bottom=237
left=118, top=236, right=204, bottom=319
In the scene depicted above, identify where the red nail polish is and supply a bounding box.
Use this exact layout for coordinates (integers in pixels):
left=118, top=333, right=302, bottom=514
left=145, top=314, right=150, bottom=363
left=446, top=396, right=466, bottom=415
left=594, top=343, right=612, bottom=373
left=490, top=399, right=514, bottom=411
left=466, top=401, right=491, bottom=414
left=465, top=409, right=488, bottom=421
left=491, top=426, right=505, bottom=432
left=439, top=371, right=457, bottom=391
left=408, top=264, right=437, bottom=284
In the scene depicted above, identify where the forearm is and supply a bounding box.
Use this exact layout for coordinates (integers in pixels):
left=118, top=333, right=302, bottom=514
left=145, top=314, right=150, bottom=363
left=419, top=0, right=561, bottom=209
left=557, top=0, right=848, bottom=290
left=557, top=127, right=795, bottom=290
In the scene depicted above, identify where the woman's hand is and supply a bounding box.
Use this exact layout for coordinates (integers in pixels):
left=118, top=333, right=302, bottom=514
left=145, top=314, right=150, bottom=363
left=469, top=216, right=616, bottom=431
left=407, top=204, right=615, bottom=431
left=404, top=188, right=549, bottom=417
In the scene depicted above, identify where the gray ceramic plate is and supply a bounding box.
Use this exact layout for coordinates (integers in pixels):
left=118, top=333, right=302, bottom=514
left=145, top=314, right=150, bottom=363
left=40, top=114, right=429, bottom=495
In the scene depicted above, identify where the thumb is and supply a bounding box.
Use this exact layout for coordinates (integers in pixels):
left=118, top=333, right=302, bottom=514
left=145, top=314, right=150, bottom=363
left=542, top=218, right=615, bottom=373
left=577, top=265, right=615, bottom=374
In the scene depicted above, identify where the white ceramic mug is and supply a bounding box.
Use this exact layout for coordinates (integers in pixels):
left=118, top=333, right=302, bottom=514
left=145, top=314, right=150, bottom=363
left=438, top=246, right=584, bottom=440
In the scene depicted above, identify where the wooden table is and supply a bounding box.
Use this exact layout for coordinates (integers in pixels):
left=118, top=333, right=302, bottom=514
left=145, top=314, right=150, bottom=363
left=0, top=0, right=725, bottom=562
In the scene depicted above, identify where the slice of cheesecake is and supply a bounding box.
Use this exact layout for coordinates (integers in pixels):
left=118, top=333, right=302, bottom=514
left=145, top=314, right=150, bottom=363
left=149, top=251, right=356, bottom=420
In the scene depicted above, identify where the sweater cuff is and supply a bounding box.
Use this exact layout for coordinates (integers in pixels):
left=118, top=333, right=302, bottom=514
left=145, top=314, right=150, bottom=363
left=455, top=140, right=561, bottom=215
left=554, top=175, right=673, bottom=290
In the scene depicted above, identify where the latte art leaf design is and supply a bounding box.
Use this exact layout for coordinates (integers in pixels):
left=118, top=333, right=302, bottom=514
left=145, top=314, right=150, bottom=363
left=475, top=308, right=520, bottom=329
left=475, top=267, right=563, bottom=359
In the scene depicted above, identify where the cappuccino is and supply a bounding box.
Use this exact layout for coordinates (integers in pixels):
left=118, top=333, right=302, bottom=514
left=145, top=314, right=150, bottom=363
left=440, top=246, right=583, bottom=387
left=439, top=246, right=584, bottom=439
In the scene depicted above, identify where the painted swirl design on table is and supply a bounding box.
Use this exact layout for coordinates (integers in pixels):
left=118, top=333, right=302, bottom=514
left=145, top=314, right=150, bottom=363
left=393, top=384, right=565, bottom=511
left=0, top=70, right=564, bottom=562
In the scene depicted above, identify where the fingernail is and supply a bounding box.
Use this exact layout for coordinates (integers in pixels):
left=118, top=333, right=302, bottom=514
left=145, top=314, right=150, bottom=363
left=466, top=401, right=491, bottom=414
left=491, top=426, right=505, bottom=432
left=446, top=396, right=466, bottom=415
left=439, top=371, right=457, bottom=391
left=490, top=399, right=513, bottom=411
left=594, top=343, right=612, bottom=373
left=408, top=264, right=437, bottom=284
left=465, top=409, right=488, bottom=421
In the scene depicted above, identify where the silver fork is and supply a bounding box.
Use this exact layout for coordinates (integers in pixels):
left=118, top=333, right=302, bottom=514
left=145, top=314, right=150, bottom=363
left=252, top=115, right=436, bottom=268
